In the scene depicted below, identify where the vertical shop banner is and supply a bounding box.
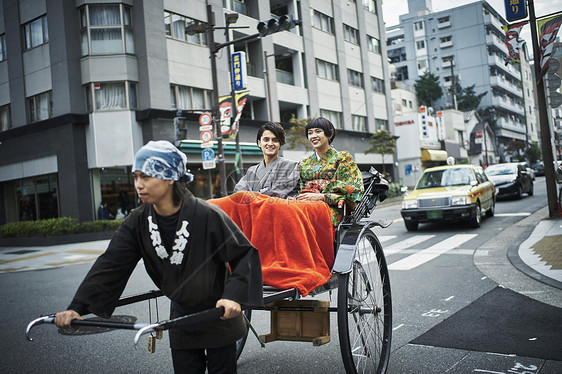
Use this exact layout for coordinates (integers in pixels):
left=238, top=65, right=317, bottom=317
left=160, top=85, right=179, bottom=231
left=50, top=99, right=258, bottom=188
left=502, top=21, right=527, bottom=64
left=537, top=14, right=562, bottom=81
left=218, top=90, right=250, bottom=138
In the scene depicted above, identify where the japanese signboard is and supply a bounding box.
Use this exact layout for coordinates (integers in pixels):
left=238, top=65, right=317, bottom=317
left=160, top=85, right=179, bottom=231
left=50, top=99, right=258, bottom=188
left=504, top=0, right=527, bottom=22
left=231, top=51, right=247, bottom=90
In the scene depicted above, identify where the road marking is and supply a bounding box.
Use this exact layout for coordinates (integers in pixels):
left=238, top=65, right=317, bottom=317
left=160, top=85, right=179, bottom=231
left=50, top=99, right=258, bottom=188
left=384, top=235, right=435, bottom=255
left=495, top=213, right=531, bottom=217
left=392, top=324, right=405, bottom=331
left=376, top=235, right=396, bottom=243
left=444, top=296, right=454, bottom=301
left=388, top=234, right=478, bottom=270
left=0, top=252, right=57, bottom=265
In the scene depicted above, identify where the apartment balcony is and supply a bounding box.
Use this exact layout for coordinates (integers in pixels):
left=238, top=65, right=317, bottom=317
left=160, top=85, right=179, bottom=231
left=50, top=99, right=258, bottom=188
left=485, top=33, right=508, bottom=55
left=484, top=13, right=504, bottom=33
left=440, top=40, right=453, bottom=48
left=496, top=116, right=525, bottom=133
left=488, top=54, right=520, bottom=79
left=492, top=95, right=524, bottom=116
left=442, top=60, right=454, bottom=68
left=490, top=75, right=523, bottom=98
left=437, top=20, right=451, bottom=29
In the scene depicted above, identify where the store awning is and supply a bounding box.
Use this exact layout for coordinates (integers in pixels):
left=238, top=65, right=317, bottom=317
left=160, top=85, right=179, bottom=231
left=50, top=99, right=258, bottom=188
left=179, top=140, right=262, bottom=156
left=421, top=149, right=448, bottom=162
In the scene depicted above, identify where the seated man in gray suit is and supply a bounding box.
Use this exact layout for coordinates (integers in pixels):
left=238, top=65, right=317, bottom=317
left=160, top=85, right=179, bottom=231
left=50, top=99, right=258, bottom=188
left=234, top=122, right=299, bottom=198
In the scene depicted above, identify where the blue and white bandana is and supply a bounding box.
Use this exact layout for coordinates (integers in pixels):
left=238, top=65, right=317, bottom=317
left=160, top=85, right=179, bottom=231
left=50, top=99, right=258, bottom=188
left=133, top=140, right=194, bottom=182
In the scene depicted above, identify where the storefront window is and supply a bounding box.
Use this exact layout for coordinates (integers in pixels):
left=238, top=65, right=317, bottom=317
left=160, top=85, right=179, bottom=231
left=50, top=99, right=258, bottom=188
left=99, top=167, right=136, bottom=218
left=16, top=174, right=58, bottom=221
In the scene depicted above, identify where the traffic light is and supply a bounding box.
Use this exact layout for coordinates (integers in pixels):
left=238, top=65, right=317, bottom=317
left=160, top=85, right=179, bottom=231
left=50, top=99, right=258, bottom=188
left=257, top=14, right=301, bottom=37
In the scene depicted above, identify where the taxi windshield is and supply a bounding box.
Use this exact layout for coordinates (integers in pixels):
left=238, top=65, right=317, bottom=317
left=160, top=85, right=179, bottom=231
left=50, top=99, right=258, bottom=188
left=416, top=168, right=475, bottom=189
left=485, top=165, right=516, bottom=176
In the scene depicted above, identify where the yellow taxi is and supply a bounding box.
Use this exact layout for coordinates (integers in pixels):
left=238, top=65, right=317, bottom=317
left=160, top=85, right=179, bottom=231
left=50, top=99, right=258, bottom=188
left=400, top=164, right=495, bottom=231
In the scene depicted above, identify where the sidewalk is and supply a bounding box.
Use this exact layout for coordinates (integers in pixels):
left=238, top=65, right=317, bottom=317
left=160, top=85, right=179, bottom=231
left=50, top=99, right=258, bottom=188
left=510, top=213, right=562, bottom=289
left=0, top=240, right=109, bottom=273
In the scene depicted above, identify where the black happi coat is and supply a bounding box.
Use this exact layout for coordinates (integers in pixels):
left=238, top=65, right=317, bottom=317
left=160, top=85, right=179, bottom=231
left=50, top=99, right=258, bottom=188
left=72, top=190, right=263, bottom=349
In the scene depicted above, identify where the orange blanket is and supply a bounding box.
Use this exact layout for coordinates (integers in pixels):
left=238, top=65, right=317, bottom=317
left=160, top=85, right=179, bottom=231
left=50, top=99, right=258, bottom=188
left=210, top=192, right=335, bottom=296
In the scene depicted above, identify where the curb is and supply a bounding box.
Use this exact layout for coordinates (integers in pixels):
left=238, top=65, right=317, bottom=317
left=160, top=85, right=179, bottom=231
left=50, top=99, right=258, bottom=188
left=0, top=231, right=115, bottom=248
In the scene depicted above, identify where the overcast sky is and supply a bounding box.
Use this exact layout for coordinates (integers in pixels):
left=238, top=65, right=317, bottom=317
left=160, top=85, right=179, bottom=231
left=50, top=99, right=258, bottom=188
left=381, top=0, right=557, bottom=57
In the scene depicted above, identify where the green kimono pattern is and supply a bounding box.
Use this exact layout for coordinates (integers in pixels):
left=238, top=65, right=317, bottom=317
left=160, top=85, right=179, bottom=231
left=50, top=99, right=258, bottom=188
left=298, top=148, right=364, bottom=226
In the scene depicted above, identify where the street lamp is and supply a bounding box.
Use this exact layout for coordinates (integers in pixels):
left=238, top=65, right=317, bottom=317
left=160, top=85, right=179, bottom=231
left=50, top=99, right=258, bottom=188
left=186, top=4, right=301, bottom=196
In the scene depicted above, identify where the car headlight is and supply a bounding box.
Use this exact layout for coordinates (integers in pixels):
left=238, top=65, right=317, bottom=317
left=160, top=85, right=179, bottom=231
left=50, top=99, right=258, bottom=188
left=451, top=196, right=472, bottom=206
left=402, top=199, right=418, bottom=209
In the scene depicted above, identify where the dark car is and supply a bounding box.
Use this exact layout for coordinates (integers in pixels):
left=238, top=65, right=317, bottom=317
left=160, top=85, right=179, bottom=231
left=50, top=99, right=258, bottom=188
left=532, top=162, right=544, bottom=176
left=485, top=163, right=533, bottom=199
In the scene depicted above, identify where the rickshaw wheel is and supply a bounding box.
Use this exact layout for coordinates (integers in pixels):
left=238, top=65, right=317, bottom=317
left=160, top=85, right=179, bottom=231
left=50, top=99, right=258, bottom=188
left=337, top=230, right=392, bottom=374
left=235, top=309, right=252, bottom=360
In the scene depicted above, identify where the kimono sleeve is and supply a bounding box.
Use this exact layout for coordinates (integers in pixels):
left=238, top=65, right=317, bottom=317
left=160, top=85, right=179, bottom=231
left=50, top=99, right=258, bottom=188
left=270, top=160, right=300, bottom=198
left=210, top=209, right=263, bottom=308
left=324, top=151, right=364, bottom=207
left=72, top=218, right=142, bottom=318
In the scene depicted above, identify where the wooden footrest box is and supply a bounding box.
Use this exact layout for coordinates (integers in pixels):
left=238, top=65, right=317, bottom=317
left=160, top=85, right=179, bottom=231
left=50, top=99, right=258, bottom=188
left=259, top=300, right=330, bottom=346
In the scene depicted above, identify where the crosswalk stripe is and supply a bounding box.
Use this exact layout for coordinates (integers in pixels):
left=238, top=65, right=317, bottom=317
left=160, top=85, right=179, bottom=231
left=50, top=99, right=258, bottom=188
left=376, top=235, right=396, bottom=243
left=388, top=234, right=477, bottom=271
left=384, top=235, right=435, bottom=255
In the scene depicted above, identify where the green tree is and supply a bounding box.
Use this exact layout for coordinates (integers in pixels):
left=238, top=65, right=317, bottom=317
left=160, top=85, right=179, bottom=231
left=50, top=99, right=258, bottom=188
left=414, top=71, right=443, bottom=107
left=525, top=141, right=542, bottom=164
left=365, top=129, right=398, bottom=176
left=457, top=84, right=487, bottom=111
left=285, top=115, right=313, bottom=150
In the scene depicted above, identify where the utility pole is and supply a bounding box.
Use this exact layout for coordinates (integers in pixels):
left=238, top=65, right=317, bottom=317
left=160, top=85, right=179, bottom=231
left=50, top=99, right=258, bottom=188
left=206, top=4, right=228, bottom=197
left=528, top=0, right=559, bottom=217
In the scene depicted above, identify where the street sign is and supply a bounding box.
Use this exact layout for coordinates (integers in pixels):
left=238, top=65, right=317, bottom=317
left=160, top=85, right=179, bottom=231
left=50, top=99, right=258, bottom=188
left=201, top=142, right=213, bottom=148
left=504, top=0, right=527, bottom=22
left=199, top=112, right=212, bottom=126
left=200, top=130, right=213, bottom=143
left=203, top=160, right=216, bottom=170
left=199, top=125, right=212, bottom=131
left=202, top=147, right=215, bottom=161
left=231, top=51, right=247, bottom=90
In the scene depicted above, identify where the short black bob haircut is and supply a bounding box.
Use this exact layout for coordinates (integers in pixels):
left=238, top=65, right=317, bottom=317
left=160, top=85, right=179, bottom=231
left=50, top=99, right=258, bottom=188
left=305, top=117, right=336, bottom=144
left=256, top=122, right=286, bottom=146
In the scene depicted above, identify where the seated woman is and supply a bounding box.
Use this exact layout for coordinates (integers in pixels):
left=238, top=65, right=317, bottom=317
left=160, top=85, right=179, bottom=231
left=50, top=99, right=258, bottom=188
left=295, top=117, right=364, bottom=226
left=234, top=122, right=299, bottom=198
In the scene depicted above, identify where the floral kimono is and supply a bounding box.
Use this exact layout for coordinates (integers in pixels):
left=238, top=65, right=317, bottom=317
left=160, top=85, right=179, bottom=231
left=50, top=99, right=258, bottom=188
left=298, top=147, right=364, bottom=226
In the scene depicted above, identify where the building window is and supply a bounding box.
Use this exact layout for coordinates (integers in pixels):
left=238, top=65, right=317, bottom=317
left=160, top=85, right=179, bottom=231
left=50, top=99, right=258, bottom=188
left=23, top=15, right=49, bottom=50
left=171, top=85, right=213, bottom=110
left=80, top=4, right=134, bottom=56
left=223, top=0, right=249, bottom=16
left=0, top=34, right=6, bottom=61
left=320, top=109, right=342, bottom=128
left=371, top=77, right=385, bottom=93
left=417, top=59, right=427, bottom=69
left=0, top=104, right=10, bottom=131
left=438, top=16, right=451, bottom=28
left=367, top=35, right=381, bottom=53
left=352, top=115, right=366, bottom=132
left=414, top=21, right=423, bottom=31
left=312, top=10, right=334, bottom=34
left=416, top=40, right=425, bottom=49
left=440, top=35, right=453, bottom=47
left=165, top=11, right=208, bottom=45
left=402, top=99, right=407, bottom=107
left=17, top=174, right=59, bottom=221
left=344, top=24, right=359, bottom=44
left=375, top=118, right=388, bottom=131
left=348, top=69, right=364, bottom=88
left=28, top=91, right=52, bottom=122
left=363, top=0, right=377, bottom=14
left=316, top=59, right=339, bottom=80
left=85, top=82, right=137, bottom=112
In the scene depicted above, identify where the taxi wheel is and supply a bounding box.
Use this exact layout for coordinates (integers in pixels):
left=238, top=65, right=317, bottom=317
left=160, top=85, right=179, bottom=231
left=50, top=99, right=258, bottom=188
left=470, top=203, right=481, bottom=228
left=528, top=183, right=534, bottom=196
left=405, top=220, right=418, bottom=231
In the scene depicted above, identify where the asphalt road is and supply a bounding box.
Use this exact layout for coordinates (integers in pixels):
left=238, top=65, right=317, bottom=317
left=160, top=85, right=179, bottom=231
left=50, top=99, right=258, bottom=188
left=2, top=177, right=561, bottom=373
